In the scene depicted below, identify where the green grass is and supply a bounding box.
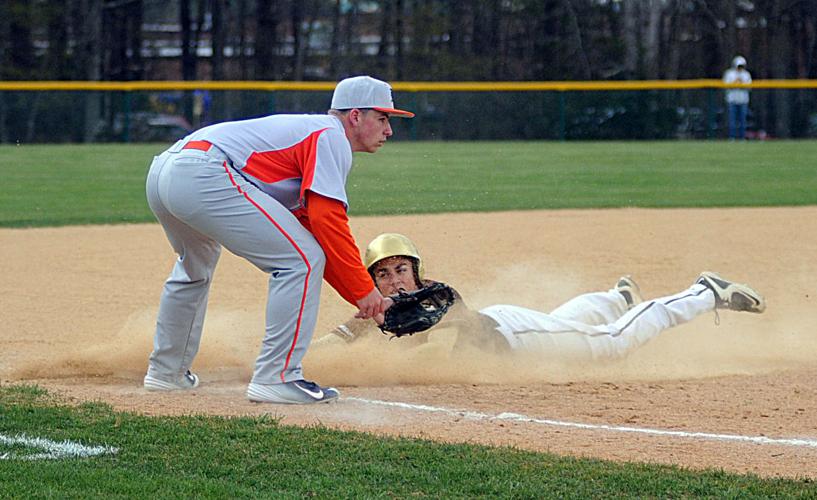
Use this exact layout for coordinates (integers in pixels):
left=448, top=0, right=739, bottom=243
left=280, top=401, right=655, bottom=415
left=2, top=141, right=816, bottom=227
left=350, top=140, right=817, bottom=213
left=0, top=143, right=165, bottom=227
left=1, top=386, right=815, bottom=498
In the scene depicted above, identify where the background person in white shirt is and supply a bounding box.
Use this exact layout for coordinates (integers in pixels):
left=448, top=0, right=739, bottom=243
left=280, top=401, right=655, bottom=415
left=723, top=55, right=752, bottom=140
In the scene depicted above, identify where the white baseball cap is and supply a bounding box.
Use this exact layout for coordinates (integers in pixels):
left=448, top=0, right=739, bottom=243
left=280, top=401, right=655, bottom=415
left=331, top=76, right=414, bottom=118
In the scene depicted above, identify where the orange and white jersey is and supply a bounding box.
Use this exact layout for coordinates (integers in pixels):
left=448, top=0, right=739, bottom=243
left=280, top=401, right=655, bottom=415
left=182, top=114, right=353, bottom=211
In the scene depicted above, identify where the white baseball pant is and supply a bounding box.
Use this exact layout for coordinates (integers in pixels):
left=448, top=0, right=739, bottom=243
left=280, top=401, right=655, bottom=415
left=480, top=284, right=715, bottom=360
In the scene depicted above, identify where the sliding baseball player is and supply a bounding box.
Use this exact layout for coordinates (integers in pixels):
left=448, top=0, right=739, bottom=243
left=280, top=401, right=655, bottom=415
left=318, top=233, right=765, bottom=361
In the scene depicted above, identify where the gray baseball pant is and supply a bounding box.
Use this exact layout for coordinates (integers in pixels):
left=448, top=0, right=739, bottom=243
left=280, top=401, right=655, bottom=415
left=145, top=142, right=326, bottom=385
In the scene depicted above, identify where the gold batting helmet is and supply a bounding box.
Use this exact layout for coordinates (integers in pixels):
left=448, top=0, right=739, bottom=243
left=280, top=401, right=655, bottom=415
left=364, top=233, right=424, bottom=281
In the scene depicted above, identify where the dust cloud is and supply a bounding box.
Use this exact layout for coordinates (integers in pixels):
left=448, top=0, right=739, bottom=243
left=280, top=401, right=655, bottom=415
left=12, top=276, right=815, bottom=388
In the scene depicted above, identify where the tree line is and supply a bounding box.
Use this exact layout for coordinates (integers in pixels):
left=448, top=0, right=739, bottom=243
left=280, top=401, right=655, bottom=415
left=1, top=0, right=814, bottom=83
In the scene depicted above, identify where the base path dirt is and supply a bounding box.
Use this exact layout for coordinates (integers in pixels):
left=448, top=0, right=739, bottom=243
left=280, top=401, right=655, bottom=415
left=2, top=207, right=817, bottom=479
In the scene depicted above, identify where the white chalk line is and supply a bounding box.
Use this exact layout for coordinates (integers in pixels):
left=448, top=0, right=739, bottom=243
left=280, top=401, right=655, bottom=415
left=0, top=433, right=119, bottom=460
left=346, top=397, right=817, bottom=449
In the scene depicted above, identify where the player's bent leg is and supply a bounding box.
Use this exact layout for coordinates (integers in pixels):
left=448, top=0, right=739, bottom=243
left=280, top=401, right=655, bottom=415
left=253, top=244, right=325, bottom=385
left=146, top=235, right=220, bottom=384
left=146, top=155, right=222, bottom=386
left=210, top=174, right=329, bottom=386
left=588, top=284, right=715, bottom=360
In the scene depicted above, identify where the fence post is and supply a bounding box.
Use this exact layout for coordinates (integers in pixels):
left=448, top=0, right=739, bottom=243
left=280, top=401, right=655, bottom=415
left=706, top=88, right=715, bottom=139
left=122, top=91, right=132, bottom=143
left=558, top=91, right=566, bottom=141
left=410, top=92, right=418, bottom=141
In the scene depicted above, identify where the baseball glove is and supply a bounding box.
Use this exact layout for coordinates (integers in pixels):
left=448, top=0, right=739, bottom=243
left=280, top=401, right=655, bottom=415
left=379, top=282, right=457, bottom=337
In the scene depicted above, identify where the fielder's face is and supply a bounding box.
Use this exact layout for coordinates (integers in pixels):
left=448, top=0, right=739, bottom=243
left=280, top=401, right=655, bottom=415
left=372, top=256, right=418, bottom=296
left=349, top=109, right=393, bottom=153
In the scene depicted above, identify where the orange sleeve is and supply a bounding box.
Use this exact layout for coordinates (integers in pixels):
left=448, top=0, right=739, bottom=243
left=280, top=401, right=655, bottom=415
left=300, top=190, right=375, bottom=305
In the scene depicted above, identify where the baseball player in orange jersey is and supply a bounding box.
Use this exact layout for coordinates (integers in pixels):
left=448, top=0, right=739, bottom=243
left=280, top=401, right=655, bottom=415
left=317, top=233, right=766, bottom=360
left=144, top=77, right=413, bottom=404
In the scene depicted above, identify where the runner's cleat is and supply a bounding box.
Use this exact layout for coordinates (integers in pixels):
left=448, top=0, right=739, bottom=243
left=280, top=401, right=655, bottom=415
left=696, top=271, right=766, bottom=313
left=615, top=275, right=643, bottom=310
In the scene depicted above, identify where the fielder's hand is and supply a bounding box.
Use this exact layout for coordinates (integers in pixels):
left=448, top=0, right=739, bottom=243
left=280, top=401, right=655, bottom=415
left=355, top=288, right=391, bottom=320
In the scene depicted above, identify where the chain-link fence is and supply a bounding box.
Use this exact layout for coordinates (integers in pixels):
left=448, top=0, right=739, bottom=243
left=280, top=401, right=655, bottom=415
left=0, top=82, right=814, bottom=143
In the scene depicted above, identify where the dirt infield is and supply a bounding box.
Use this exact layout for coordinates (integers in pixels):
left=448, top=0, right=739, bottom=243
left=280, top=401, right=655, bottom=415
left=3, top=207, right=817, bottom=479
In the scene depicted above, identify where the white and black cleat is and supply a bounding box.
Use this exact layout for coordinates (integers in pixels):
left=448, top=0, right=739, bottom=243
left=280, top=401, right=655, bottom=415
left=247, top=379, right=340, bottom=404
left=696, top=271, right=766, bottom=313
left=614, top=275, right=643, bottom=310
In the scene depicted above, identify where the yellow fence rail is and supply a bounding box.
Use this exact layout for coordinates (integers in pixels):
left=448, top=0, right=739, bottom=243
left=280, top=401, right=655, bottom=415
left=0, top=79, right=815, bottom=92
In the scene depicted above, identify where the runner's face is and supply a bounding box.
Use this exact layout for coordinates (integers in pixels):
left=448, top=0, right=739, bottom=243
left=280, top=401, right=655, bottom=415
left=372, top=256, right=418, bottom=295
left=352, top=110, right=393, bottom=153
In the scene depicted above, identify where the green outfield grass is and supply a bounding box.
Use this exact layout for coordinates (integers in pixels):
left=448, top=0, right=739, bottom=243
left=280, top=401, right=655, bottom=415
left=1, top=140, right=815, bottom=227
left=1, top=386, right=814, bottom=498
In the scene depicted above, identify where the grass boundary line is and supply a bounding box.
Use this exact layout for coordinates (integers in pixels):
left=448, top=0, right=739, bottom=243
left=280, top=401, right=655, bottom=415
left=0, top=432, right=119, bottom=461
left=346, top=397, right=817, bottom=449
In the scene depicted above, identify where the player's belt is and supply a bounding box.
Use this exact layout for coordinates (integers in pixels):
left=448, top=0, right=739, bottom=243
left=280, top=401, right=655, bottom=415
left=181, top=140, right=213, bottom=151
left=178, top=139, right=231, bottom=165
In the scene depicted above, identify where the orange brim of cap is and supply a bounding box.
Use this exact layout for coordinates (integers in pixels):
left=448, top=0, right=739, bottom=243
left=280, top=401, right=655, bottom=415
left=373, top=107, right=415, bottom=118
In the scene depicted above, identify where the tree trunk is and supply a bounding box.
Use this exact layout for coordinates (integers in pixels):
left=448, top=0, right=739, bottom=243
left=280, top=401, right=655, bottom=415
left=563, top=0, right=591, bottom=79
left=395, top=0, right=404, bottom=79
left=8, top=0, right=35, bottom=78
left=291, top=0, right=304, bottom=79
left=45, top=0, right=69, bottom=79
left=621, top=0, right=640, bottom=78
left=377, top=0, right=394, bottom=77
left=194, top=0, right=206, bottom=67
left=343, top=0, right=360, bottom=76
left=9, top=0, right=38, bottom=142
left=238, top=0, right=249, bottom=80
left=211, top=0, right=225, bottom=123
left=76, top=0, right=102, bottom=141
left=0, top=1, right=8, bottom=142
left=180, top=0, right=196, bottom=80
left=723, top=0, right=737, bottom=60
left=179, top=0, right=197, bottom=126
left=128, top=0, right=144, bottom=80
left=329, top=0, right=341, bottom=77
left=663, top=2, right=682, bottom=79
left=255, top=0, right=279, bottom=80
left=643, top=0, right=663, bottom=79
left=793, top=4, right=816, bottom=78
left=448, top=0, right=468, bottom=56
left=212, top=0, right=224, bottom=80
left=694, top=0, right=726, bottom=77
left=472, top=0, right=500, bottom=78
left=767, top=0, right=791, bottom=137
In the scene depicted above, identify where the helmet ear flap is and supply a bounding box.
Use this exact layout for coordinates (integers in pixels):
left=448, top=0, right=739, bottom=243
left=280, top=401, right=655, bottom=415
left=411, top=259, right=423, bottom=288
